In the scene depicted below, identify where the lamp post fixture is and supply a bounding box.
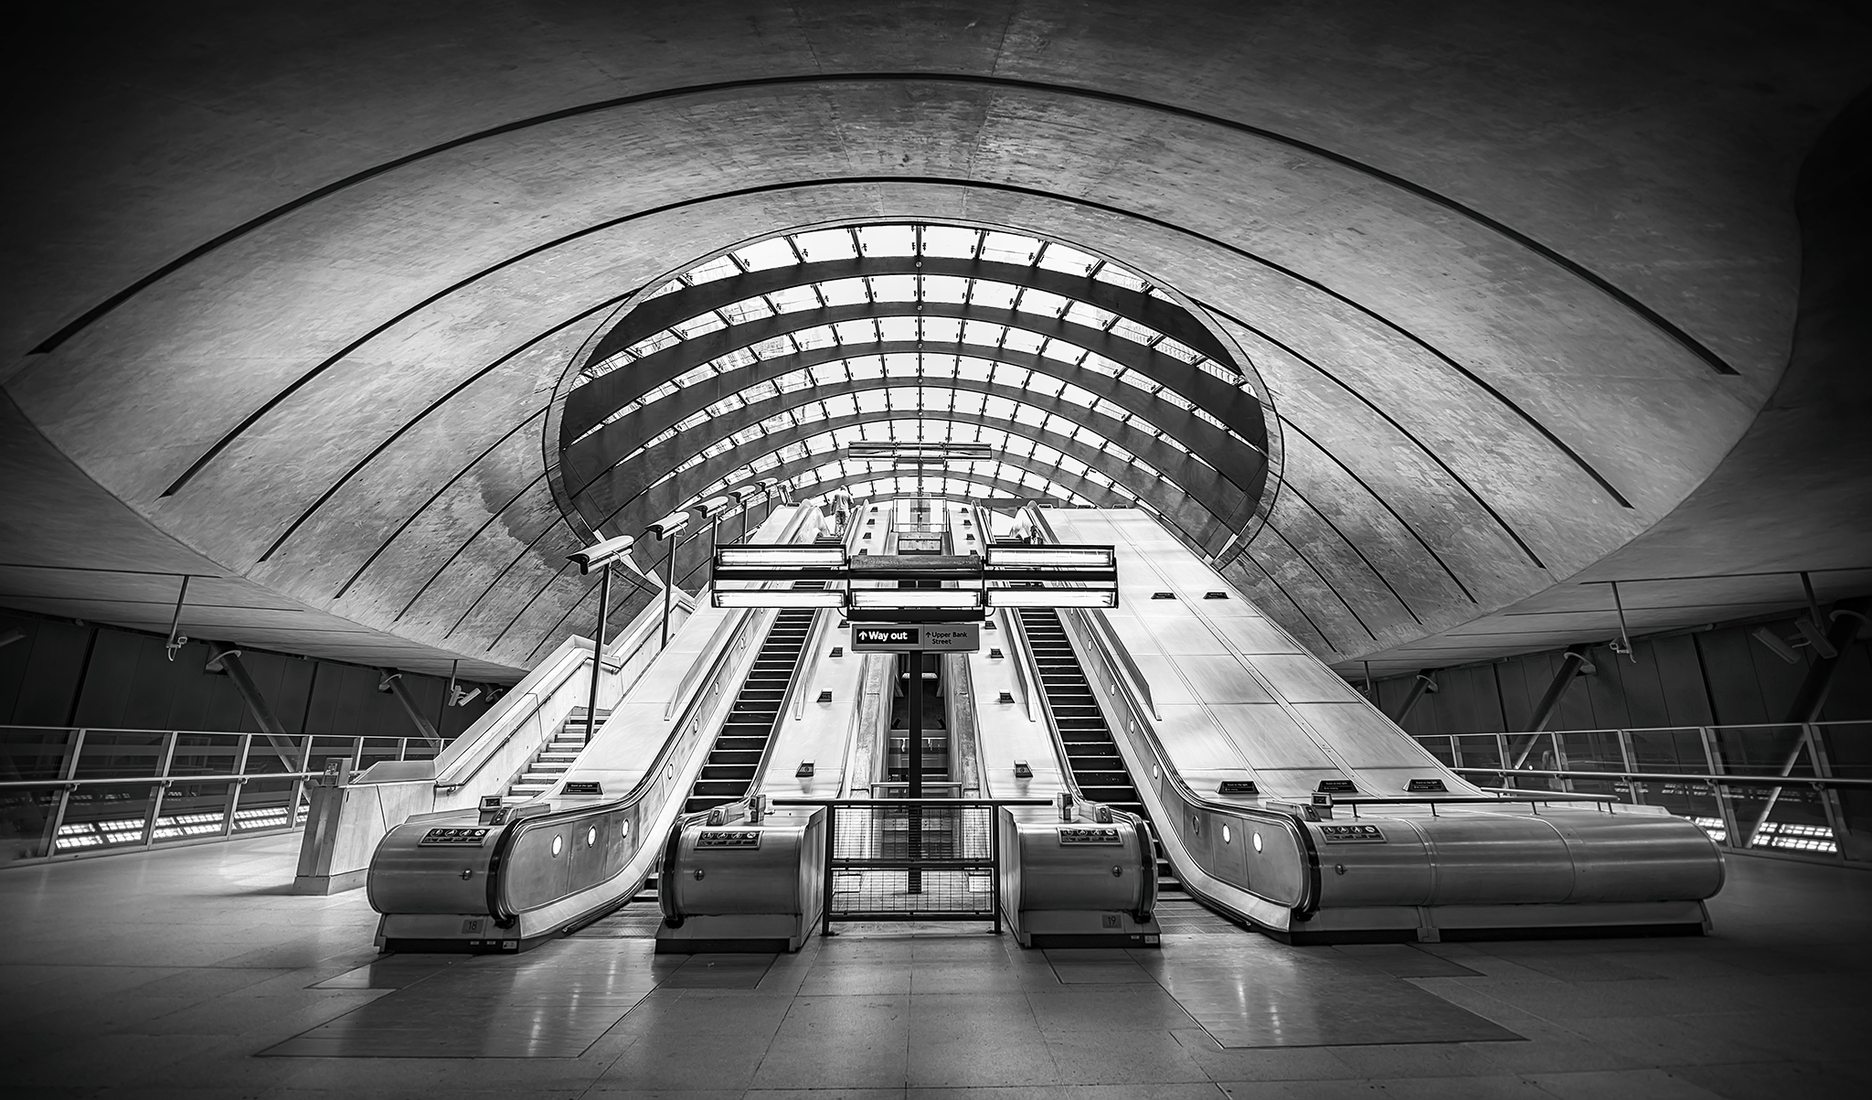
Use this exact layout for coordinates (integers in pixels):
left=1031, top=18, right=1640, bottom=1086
left=646, top=511, right=690, bottom=650
left=568, top=534, right=635, bottom=744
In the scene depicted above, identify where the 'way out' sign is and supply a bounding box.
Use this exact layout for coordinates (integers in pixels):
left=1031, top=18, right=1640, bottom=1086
left=850, top=623, right=981, bottom=652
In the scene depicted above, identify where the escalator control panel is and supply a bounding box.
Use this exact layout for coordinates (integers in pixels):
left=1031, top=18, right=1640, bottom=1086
left=419, top=827, right=493, bottom=846
left=1319, top=824, right=1387, bottom=843
left=696, top=829, right=763, bottom=849
left=1058, top=826, right=1124, bottom=846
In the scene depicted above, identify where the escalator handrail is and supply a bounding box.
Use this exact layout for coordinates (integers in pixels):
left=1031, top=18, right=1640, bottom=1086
left=1052, top=603, right=1324, bottom=919
left=748, top=607, right=823, bottom=798
left=1005, top=608, right=1081, bottom=798
left=1018, top=505, right=1158, bottom=722
left=483, top=522, right=823, bottom=923
left=663, top=504, right=815, bottom=721
left=997, top=607, right=1037, bottom=722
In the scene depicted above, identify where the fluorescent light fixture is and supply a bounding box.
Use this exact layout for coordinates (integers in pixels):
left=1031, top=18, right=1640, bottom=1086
left=696, top=495, right=733, bottom=517
left=986, top=546, right=1116, bottom=570
left=985, top=587, right=1118, bottom=608
left=850, top=589, right=984, bottom=611
left=848, top=441, right=994, bottom=461
left=713, top=589, right=847, bottom=608
left=718, top=546, right=847, bottom=569
left=568, top=534, right=636, bottom=574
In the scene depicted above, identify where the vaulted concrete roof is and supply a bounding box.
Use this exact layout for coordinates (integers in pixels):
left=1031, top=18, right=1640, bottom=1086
left=4, top=1, right=1869, bottom=679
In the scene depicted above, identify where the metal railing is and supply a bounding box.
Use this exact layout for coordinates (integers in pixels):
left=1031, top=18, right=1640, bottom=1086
left=1414, top=722, right=1871, bottom=865
left=774, top=797, right=1049, bottom=933
left=0, top=726, right=440, bottom=864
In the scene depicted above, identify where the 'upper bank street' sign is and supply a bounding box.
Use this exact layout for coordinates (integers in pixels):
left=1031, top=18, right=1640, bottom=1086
left=850, top=623, right=981, bottom=652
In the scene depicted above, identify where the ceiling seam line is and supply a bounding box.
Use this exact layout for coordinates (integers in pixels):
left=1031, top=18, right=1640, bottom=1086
left=1237, top=550, right=1339, bottom=655
left=30, top=72, right=1736, bottom=380
left=330, top=409, right=548, bottom=600
left=259, top=291, right=635, bottom=562
left=1201, top=299, right=1549, bottom=569
left=1263, top=415, right=1479, bottom=604
left=1275, top=482, right=1426, bottom=626
left=393, top=472, right=551, bottom=621
left=1259, top=520, right=1380, bottom=640
left=154, top=175, right=1619, bottom=503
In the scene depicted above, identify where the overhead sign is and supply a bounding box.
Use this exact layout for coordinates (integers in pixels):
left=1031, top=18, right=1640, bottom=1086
left=851, top=622, right=981, bottom=652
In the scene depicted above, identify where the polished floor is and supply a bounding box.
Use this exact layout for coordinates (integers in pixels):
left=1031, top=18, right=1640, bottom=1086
left=1, top=835, right=1869, bottom=1099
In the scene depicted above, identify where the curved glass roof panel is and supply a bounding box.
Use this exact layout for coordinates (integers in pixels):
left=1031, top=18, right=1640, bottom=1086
left=554, top=220, right=1277, bottom=564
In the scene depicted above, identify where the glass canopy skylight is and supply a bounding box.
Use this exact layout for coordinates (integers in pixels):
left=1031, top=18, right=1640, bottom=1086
left=553, top=220, right=1277, bottom=568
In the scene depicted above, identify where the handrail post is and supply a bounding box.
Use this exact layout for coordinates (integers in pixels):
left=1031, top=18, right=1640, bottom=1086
left=142, top=731, right=180, bottom=848
left=990, top=804, right=1002, bottom=935
left=1697, top=724, right=1741, bottom=848
left=1804, top=722, right=1851, bottom=859
left=821, top=803, right=837, bottom=937
left=1616, top=729, right=1641, bottom=804
left=43, top=728, right=86, bottom=858
left=222, top=733, right=252, bottom=837
left=291, top=734, right=315, bottom=830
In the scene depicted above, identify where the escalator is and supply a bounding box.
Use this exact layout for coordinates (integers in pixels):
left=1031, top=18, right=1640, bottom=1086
left=682, top=599, right=817, bottom=814
left=1016, top=606, right=1181, bottom=895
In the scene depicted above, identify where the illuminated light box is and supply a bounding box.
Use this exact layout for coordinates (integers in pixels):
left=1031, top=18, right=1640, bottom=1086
left=713, top=589, right=847, bottom=608
left=717, top=545, right=847, bottom=569
left=849, top=589, right=984, bottom=612
left=985, top=545, right=1116, bottom=570
left=984, top=587, right=1118, bottom=608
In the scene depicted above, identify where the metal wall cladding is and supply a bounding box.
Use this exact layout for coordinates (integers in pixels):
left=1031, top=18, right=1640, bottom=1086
left=668, top=812, right=819, bottom=916
left=500, top=805, right=640, bottom=914
left=1314, top=807, right=1726, bottom=909
left=1012, top=819, right=1149, bottom=913
left=366, top=814, right=501, bottom=915
left=1536, top=810, right=1726, bottom=903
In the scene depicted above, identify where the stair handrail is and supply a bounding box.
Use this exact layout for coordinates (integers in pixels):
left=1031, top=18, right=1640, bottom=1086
left=1050, top=602, right=1326, bottom=920
left=429, top=638, right=589, bottom=790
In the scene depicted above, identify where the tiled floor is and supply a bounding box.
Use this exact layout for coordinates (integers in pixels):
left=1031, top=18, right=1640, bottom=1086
left=1, top=835, right=1869, bottom=1098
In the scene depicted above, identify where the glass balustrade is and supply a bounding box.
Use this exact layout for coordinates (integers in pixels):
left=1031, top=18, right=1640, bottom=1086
left=1415, top=722, right=1868, bottom=865
left=0, top=726, right=438, bottom=864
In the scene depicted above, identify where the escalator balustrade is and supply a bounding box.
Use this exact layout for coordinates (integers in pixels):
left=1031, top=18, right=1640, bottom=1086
left=1015, top=606, right=1181, bottom=895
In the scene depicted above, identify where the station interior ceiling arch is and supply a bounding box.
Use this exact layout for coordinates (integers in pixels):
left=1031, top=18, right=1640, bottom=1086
left=3, top=1, right=1869, bottom=683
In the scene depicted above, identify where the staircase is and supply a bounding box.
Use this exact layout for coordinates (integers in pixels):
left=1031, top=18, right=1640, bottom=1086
left=681, top=601, right=817, bottom=814
left=503, top=707, right=608, bottom=804
left=1016, top=607, right=1181, bottom=895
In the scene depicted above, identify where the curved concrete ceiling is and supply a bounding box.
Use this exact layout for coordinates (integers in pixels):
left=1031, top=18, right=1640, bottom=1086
left=4, top=0, right=1870, bottom=680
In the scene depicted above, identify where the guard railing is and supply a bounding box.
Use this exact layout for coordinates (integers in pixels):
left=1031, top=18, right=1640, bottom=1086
left=0, top=727, right=438, bottom=864
left=1413, top=722, right=1871, bottom=865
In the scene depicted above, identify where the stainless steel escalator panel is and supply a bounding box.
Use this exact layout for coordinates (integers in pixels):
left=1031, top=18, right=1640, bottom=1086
left=1205, top=704, right=1337, bottom=769
left=1176, top=655, right=1278, bottom=705
left=1283, top=704, right=1472, bottom=772
left=1126, top=613, right=1227, bottom=656
left=1149, top=706, right=1253, bottom=772
left=1204, top=615, right=1309, bottom=655
left=1250, top=655, right=1369, bottom=703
